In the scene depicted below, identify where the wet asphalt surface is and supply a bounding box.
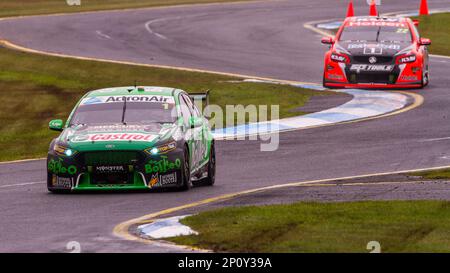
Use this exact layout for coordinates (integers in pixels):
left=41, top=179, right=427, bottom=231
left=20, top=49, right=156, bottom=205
left=0, top=0, right=449, bottom=252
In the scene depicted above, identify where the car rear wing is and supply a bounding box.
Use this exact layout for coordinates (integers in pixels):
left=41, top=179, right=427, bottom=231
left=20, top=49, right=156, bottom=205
left=189, top=90, right=210, bottom=117
left=189, top=89, right=210, bottom=105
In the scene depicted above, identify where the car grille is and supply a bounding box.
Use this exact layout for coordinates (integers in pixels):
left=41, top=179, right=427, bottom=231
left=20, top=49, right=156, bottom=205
left=350, top=73, right=396, bottom=84
left=91, top=172, right=133, bottom=185
left=352, top=56, right=393, bottom=64
left=81, top=151, right=143, bottom=166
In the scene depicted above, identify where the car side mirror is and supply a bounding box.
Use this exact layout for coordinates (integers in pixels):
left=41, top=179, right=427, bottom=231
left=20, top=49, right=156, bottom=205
left=321, top=36, right=334, bottom=45
left=49, top=119, right=64, bottom=131
left=189, top=117, right=203, bottom=128
left=419, top=38, right=431, bottom=46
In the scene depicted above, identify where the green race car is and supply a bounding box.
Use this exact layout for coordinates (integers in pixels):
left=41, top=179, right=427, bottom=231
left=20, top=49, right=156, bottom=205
left=47, top=86, right=215, bottom=192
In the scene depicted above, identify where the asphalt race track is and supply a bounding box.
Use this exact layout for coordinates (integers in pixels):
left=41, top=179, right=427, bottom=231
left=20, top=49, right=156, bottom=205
left=0, top=0, right=450, bottom=252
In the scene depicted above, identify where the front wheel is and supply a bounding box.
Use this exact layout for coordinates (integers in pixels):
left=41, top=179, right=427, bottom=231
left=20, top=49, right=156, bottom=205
left=178, top=146, right=192, bottom=191
left=420, top=63, right=430, bottom=88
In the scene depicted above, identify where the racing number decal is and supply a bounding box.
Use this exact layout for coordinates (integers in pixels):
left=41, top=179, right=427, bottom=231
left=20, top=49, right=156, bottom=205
left=396, top=28, right=409, bottom=34
left=363, top=47, right=383, bottom=55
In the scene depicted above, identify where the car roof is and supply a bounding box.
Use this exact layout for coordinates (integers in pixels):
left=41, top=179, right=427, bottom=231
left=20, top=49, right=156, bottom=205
left=85, top=86, right=184, bottom=98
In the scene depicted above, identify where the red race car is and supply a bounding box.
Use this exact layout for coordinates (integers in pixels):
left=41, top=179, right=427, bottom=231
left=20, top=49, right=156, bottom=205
left=321, top=16, right=431, bottom=89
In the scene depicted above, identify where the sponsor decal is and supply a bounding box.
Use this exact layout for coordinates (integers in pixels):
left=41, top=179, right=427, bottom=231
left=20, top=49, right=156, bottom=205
left=145, top=142, right=177, bottom=155
left=160, top=173, right=177, bottom=185
left=87, top=124, right=150, bottom=132
left=80, top=95, right=175, bottom=105
left=71, top=133, right=157, bottom=142
left=94, top=166, right=126, bottom=173
left=401, top=75, right=418, bottom=81
left=350, top=64, right=393, bottom=73
left=48, top=159, right=77, bottom=175
left=145, top=156, right=181, bottom=174
left=149, top=174, right=159, bottom=187
left=347, top=21, right=406, bottom=28
left=52, top=175, right=72, bottom=188
left=327, top=74, right=344, bottom=80
left=352, top=18, right=398, bottom=23
left=348, top=43, right=401, bottom=51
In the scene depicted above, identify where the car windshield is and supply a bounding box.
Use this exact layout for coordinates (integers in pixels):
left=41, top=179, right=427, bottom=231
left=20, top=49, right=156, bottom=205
left=69, top=96, right=177, bottom=126
left=339, top=25, right=412, bottom=43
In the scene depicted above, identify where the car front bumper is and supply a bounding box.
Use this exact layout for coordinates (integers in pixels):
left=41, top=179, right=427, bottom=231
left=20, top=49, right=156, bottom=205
left=323, top=58, right=423, bottom=89
left=47, top=148, right=184, bottom=191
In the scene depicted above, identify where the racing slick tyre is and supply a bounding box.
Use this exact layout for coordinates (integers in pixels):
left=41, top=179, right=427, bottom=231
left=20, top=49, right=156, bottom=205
left=178, top=146, right=192, bottom=191
left=421, top=66, right=429, bottom=88
left=202, top=142, right=216, bottom=186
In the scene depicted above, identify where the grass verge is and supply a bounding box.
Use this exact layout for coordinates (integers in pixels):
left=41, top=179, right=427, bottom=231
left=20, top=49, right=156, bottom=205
left=170, top=201, right=450, bottom=252
left=409, top=168, right=450, bottom=180
left=0, top=46, right=332, bottom=162
left=413, top=13, right=450, bottom=56
left=0, top=0, right=251, bottom=18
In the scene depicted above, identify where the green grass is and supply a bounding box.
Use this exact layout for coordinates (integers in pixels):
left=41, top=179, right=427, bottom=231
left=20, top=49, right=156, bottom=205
left=0, top=0, right=251, bottom=18
left=409, top=168, right=450, bottom=180
left=170, top=201, right=450, bottom=252
left=0, top=46, right=331, bottom=162
left=412, top=13, right=450, bottom=56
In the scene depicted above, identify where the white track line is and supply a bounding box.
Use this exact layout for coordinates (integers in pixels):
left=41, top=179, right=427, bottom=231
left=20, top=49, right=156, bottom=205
left=145, top=18, right=169, bottom=40
left=95, top=30, right=112, bottom=40
left=0, top=181, right=45, bottom=189
left=419, top=137, right=450, bottom=142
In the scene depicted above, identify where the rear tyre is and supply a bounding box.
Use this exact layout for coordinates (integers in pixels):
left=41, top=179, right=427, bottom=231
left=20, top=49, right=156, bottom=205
left=202, top=143, right=216, bottom=186
left=178, top=146, right=192, bottom=191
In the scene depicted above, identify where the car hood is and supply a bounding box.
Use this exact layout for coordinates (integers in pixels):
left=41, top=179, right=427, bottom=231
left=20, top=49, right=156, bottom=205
left=58, top=123, right=177, bottom=151
left=336, top=41, right=413, bottom=57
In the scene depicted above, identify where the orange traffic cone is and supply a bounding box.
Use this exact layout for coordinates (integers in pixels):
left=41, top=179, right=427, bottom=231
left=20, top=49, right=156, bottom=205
left=346, top=0, right=354, bottom=17
left=369, top=0, right=378, bottom=16
left=419, top=0, right=429, bottom=15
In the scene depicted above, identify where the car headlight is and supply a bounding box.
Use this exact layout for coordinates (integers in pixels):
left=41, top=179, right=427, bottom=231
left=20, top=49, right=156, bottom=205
left=145, top=141, right=177, bottom=156
left=54, top=143, right=76, bottom=157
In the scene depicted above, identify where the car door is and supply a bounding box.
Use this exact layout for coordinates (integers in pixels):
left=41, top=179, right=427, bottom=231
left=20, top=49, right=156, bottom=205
left=189, top=96, right=209, bottom=168
left=180, top=94, right=204, bottom=172
left=179, top=94, right=194, bottom=170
